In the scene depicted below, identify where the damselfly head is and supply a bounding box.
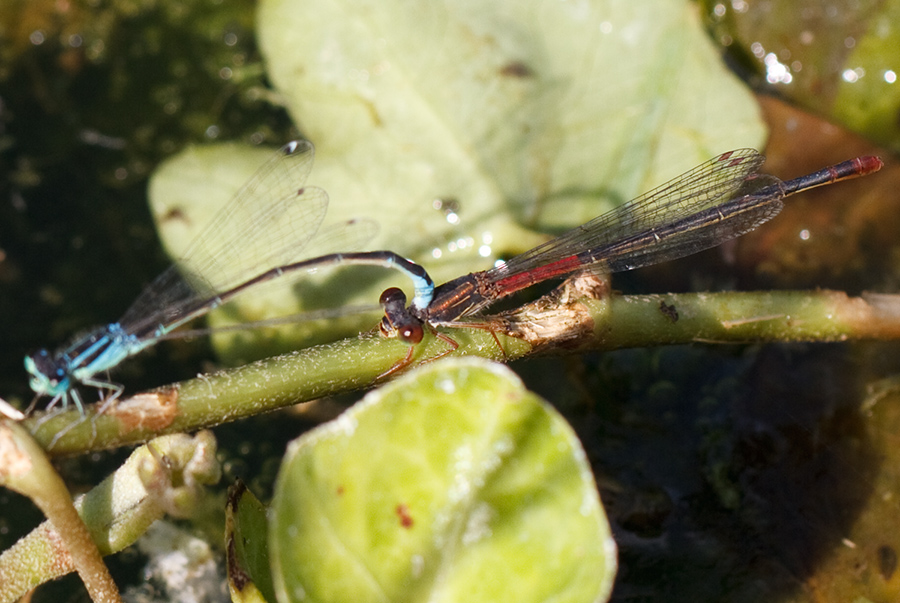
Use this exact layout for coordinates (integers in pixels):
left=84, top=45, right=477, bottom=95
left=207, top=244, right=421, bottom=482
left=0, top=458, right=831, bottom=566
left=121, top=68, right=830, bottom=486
left=378, top=287, right=424, bottom=344
left=24, top=349, right=68, bottom=396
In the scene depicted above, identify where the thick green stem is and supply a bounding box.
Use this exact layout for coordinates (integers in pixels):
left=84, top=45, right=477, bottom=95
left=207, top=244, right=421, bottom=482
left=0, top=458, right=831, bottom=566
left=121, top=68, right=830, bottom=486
left=0, top=420, right=122, bottom=603
left=24, top=289, right=900, bottom=455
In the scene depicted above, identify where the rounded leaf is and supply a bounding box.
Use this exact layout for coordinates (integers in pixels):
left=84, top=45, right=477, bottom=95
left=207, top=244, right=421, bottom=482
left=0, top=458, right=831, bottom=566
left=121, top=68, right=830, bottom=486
left=270, top=358, right=616, bottom=603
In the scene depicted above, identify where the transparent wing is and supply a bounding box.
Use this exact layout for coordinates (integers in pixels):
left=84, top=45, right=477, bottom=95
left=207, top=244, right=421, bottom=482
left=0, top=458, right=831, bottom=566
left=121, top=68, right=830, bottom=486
left=490, top=149, right=773, bottom=279
left=120, top=141, right=341, bottom=332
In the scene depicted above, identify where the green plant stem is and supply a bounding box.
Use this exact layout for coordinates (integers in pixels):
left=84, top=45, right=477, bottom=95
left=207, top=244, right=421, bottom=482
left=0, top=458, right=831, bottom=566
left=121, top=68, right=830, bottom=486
left=0, top=420, right=122, bottom=603
left=24, top=289, right=900, bottom=455
left=585, top=290, right=900, bottom=348
left=0, top=431, right=219, bottom=602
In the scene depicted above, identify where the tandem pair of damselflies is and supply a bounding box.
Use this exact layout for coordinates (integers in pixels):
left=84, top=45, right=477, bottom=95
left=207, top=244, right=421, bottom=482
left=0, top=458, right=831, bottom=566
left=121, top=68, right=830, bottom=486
left=25, top=142, right=883, bottom=414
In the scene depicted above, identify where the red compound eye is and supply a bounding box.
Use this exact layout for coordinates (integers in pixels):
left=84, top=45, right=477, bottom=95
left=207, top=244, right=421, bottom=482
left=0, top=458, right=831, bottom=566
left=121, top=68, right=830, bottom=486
left=400, top=324, right=424, bottom=344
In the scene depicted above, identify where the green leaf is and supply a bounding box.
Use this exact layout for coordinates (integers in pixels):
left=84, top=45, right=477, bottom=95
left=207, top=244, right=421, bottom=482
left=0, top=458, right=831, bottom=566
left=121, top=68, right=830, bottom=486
left=269, top=358, right=616, bottom=603
left=226, top=482, right=277, bottom=603
left=258, top=0, right=765, bottom=273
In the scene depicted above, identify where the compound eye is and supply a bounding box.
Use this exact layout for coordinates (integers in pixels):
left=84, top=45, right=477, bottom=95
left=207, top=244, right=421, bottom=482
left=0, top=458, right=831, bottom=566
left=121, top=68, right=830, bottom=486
left=380, top=287, right=407, bottom=307
left=28, top=350, right=53, bottom=373
left=400, top=324, right=424, bottom=344
left=26, top=350, right=66, bottom=387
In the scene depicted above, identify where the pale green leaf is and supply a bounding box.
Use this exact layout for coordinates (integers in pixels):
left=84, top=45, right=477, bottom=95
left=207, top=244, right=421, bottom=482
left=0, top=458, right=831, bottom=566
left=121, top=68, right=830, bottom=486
left=258, top=0, right=765, bottom=277
left=269, top=358, right=616, bottom=603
